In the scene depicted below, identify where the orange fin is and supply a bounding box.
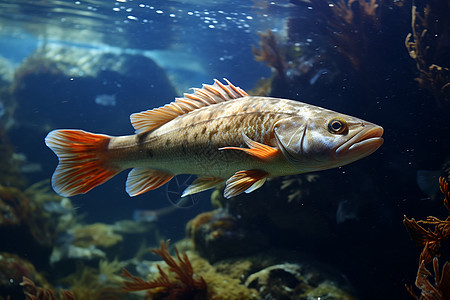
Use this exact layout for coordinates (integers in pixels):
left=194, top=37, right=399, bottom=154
left=130, top=79, right=248, bottom=133
left=224, top=170, right=269, bottom=198
left=126, top=168, right=174, bottom=196
left=45, top=130, right=120, bottom=197
left=219, top=132, right=279, bottom=161
left=181, top=177, right=225, bottom=197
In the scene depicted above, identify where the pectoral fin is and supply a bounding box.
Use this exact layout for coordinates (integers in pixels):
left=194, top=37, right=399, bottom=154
left=219, top=132, right=279, bottom=161
left=182, top=177, right=225, bottom=197
left=126, top=168, right=174, bottom=196
left=224, top=170, right=269, bottom=198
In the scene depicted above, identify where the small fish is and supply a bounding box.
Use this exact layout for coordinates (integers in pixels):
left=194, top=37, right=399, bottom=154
left=43, top=201, right=72, bottom=215
left=416, top=170, right=441, bottom=199
left=94, top=94, right=116, bottom=106
left=133, top=205, right=178, bottom=222
left=336, top=199, right=359, bottom=224
left=309, top=68, right=328, bottom=85
left=45, top=79, right=383, bottom=199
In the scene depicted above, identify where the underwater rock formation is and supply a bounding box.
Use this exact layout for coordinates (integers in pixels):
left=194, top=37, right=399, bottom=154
left=0, top=252, right=47, bottom=299
left=7, top=43, right=177, bottom=184
left=188, top=174, right=347, bottom=262
left=245, top=262, right=355, bottom=300
left=11, top=44, right=177, bottom=134
left=186, top=208, right=269, bottom=262
left=121, top=239, right=356, bottom=300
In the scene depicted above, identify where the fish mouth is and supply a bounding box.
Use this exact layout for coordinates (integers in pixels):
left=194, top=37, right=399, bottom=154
left=335, top=125, right=384, bottom=159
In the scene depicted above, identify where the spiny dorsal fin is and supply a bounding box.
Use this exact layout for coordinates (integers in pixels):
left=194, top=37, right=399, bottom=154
left=130, top=79, right=248, bottom=133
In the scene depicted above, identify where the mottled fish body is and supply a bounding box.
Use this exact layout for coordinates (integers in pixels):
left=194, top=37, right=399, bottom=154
left=45, top=79, right=383, bottom=198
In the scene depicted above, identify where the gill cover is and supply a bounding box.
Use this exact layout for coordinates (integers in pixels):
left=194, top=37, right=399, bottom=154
left=273, top=117, right=309, bottom=165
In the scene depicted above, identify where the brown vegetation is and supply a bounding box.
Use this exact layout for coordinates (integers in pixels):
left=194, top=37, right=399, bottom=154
left=405, top=5, right=450, bottom=104
left=404, top=177, right=450, bottom=298
left=20, top=276, right=74, bottom=300
left=121, top=240, right=207, bottom=300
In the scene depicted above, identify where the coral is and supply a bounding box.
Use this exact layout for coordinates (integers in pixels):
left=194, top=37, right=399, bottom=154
left=406, top=258, right=450, bottom=300
left=24, top=180, right=74, bottom=248
left=58, top=263, right=123, bottom=299
left=0, top=185, right=30, bottom=226
left=122, top=240, right=207, bottom=300
left=405, top=4, right=450, bottom=104
left=20, top=276, right=74, bottom=300
left=72, top=223, right=123, bottom=249
left=0, top=252, right=51, bottom=298
left=404, top=177, right=450, bottom=298
left=98, top=258, right=126, bottom=286
left=403, top=178, right=450, bottom=265
left=187, top=252, right=258, bottom=300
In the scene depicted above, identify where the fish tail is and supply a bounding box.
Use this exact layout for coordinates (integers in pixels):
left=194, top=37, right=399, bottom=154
left=45, top=129, right=120, bottom=197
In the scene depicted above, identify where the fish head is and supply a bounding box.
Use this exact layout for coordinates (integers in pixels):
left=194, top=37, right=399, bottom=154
left=274, top=112, right=383, bottom=172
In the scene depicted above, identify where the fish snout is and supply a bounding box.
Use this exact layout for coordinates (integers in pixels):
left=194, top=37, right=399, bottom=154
left=335, top=124, right=384, bottom=159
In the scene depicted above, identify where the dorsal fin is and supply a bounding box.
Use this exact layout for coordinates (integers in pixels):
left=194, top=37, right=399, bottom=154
left=130, top=79, right=248, bottom=133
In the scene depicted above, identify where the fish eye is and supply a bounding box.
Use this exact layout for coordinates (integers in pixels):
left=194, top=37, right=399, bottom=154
left=328, top=118, right=348, bottom=134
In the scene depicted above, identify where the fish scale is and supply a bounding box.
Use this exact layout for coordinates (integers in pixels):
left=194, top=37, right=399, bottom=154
left=45, top=79, right=383, bottom=198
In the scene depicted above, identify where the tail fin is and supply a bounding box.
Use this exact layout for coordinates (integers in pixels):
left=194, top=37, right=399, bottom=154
left=45, top=129, right=120, bottom=197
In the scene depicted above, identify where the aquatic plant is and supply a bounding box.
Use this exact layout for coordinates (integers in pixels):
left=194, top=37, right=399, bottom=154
left=404, top=177, right=450, bottom=264
left=405, top=258, right=450, bottom=300
left=58, top=263, right=123, bottom=299
left=20, top=276, right=74, bottom=300
left=404, top=177, right=450, bottom=298
left=72, top=223, right=123, bottom=249
left=252, top=30, right=286, bottom=80
left=98, top=258, right=126, bottom=286
left=405, top=4, right=450, bottom=105
left=0, top=128, right=26, bottom=188
left=311, top=0, right=381, bottom=71
left=24, top=180, right=73, bottom=248
left=121, top=240, right=207, bottom=300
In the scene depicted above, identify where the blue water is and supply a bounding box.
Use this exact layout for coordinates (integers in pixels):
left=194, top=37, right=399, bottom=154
left=1, top=0, right=449, bottom=299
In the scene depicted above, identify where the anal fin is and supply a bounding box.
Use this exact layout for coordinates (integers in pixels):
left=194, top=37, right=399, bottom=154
left=182, top=177, right=225, bottom=197
left=126, top=168, right=174, bottom=196
left=219, top=132, right=279, bottom=161
left=224, top=170, right=269, bottom=198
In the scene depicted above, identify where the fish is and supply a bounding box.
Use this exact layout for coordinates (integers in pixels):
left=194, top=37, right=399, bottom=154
left=133, top=205, right=178, bottom=223
left=45, top=79, right=384, bottom=199
left=94, top=94, right=116, bottom=106
left=336, top=199, right=359, bottom=224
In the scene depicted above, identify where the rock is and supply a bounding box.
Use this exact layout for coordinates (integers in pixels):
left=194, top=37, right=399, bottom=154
left=245, top=262, right=356, bottom=300
left=186, top=209, right=269, bottom=262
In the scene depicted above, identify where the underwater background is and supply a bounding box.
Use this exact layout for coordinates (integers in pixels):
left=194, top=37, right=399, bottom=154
left=0, top=0, right=449, bottom=299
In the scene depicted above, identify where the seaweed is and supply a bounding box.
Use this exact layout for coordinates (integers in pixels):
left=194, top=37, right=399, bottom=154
left=20, top=276, right=74, bottom=300
left=57, top=262, right=125, bottom=300
left=121, top=240, right=207, bottom=300
left=405, top=5, right=450, bottom=104
left=311, top=0, right=381, bottom=71
left=252, top=30, right=286, bottom=81
left=405, top=258, right=450, bottom=300
left=404, top=177, right=450, bottom=298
